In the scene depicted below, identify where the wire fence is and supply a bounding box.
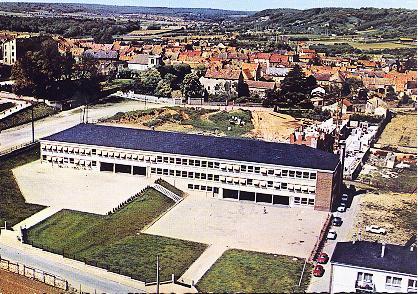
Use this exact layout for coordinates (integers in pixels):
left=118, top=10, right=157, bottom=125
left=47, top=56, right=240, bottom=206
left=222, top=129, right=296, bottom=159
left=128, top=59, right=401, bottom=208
left=0, top=256, right=69, bottom=290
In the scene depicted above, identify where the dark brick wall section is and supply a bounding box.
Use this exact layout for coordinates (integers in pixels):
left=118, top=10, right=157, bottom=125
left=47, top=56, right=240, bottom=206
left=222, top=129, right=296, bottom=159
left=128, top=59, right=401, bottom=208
left=315, top=171, right=334, bottom=211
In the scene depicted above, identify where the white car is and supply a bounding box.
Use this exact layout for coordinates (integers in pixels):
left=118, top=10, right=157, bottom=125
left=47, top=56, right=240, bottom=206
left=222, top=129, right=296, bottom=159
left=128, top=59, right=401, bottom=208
left=337, top=203, right=346, bottom=212
left=341, top=194, right=348, bottom=202
left=365, top=225, right=387, bottom=235
left=327, top=230, right=337, bottom=240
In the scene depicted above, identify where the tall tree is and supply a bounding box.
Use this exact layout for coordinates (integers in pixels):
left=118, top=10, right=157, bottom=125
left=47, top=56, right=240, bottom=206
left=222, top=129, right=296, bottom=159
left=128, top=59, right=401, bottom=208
left=181, top=73, right=204, bottom=98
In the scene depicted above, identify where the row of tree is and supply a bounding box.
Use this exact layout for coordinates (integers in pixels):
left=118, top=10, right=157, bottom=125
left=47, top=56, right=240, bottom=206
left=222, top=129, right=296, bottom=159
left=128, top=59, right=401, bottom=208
left=133, top=64, right=205, bottom=99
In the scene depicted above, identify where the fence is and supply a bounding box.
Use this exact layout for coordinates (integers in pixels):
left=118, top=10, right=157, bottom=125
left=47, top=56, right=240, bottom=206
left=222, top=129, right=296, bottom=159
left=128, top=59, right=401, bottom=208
left=112, top=91, right=182, bottom=105
left=0, top=256, right=69, bottom=290
left=0, top=141, right=39, bottom=159
left=309, top=213, right=333, bottom=262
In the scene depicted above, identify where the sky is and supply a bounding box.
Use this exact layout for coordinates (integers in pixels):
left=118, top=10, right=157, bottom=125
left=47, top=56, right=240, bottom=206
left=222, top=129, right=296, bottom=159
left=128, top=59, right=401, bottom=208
left=3, top=0, right=416, bottom=10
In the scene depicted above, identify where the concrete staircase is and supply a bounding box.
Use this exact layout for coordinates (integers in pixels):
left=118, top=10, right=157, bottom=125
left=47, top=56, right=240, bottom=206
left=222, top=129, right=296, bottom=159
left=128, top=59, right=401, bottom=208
left=12, top=207, right=61, bottom=231
left=151, top=184, right=183, bottom=203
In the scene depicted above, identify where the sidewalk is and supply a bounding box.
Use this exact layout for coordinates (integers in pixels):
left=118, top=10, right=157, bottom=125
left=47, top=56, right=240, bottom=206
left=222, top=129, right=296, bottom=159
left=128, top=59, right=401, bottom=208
left=180, top=244, right=227, bottom=285
left=12, top=207, right=62, bottom=231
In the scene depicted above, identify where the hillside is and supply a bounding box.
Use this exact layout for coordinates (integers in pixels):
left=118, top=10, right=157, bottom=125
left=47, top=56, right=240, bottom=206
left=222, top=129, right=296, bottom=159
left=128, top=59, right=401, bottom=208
left=238, top=8, right=417, bottom=38
left=0, top=2, right=254, bottom=19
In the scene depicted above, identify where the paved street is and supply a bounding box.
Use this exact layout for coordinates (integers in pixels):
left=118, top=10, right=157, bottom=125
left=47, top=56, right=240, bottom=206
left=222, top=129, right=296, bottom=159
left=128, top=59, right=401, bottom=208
left=0, top=242, right=145, bottom=293
left=0, top=100, right=158, bottom=153
left=307, top=192, right=363, bottom=293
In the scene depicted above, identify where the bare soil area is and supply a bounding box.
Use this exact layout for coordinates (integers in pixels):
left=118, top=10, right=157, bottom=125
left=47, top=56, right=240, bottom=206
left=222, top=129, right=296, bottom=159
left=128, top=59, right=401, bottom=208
left=0, top=269, right=63, bottom=294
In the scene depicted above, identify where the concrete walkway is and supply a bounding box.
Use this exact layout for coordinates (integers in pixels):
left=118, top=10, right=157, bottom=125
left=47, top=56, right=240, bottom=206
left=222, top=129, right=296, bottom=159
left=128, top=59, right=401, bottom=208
left=180, top=244, right=227, bottom=285
left=12, top=207, right=62, bottom=231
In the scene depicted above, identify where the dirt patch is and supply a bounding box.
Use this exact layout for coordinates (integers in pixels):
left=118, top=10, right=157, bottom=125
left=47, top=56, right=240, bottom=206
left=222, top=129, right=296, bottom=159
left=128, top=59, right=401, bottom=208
left=250, top=111, right=302, bottom=142
left=352, top=192, right=416, bottom=245
left=378, top=112, right=417, bottom=148
left=0, top=269, right=63, bottom=294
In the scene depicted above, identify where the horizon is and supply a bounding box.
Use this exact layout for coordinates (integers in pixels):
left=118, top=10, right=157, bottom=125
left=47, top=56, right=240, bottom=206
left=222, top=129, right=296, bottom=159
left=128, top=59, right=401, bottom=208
left=1, top=0, right=416, bottom=11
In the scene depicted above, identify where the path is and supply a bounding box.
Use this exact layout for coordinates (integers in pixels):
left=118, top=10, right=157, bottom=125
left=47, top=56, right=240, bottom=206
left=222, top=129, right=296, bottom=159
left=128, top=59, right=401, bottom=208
left=180, top=244, right=227, bottom=285
left=12, top=207, right=61, bottom=231
left=251, top=110, right=301, bottom=142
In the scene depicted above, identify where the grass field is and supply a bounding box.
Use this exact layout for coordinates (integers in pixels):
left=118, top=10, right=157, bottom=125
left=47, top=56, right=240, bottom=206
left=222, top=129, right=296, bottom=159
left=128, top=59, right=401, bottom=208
left=197, top=249, right=311, bottom=293
left=378, top=113, right=417, bottom=148
left=315, top=40, right=416, bottom=50
left=0, top=147, right=45, bottom=228
left=105, top=106, right=254, bottom=138
left=101, top=78, right=134, bottom=91
left=0, top=103, right=57, bottom=131
left=352, top=192, right=416, bottom=245
left=27, top=188, right=207, bottom=281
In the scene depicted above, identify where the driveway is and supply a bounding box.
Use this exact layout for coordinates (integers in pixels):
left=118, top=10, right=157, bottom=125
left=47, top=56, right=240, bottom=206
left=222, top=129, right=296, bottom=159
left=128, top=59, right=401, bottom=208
left=13, top=160, right=153, bottom=215
left=144, top=193, right=329, bottom=258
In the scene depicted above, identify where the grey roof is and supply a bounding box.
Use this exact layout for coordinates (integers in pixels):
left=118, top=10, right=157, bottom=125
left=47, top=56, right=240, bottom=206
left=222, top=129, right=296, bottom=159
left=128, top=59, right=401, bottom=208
left=84, top=49, right=118, bottom=60
left=42, top=124, right=340, bottom=171
left=331, top=241, right=417, bottom=275
left=266, top=67, right=289, bottom=77
left=128, top=54, right=150, bottom=65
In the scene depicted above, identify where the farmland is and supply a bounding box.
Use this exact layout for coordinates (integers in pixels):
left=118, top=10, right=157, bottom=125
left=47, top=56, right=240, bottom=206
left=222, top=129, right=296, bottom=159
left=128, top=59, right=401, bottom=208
left=0, top=269, right=63, bottom=294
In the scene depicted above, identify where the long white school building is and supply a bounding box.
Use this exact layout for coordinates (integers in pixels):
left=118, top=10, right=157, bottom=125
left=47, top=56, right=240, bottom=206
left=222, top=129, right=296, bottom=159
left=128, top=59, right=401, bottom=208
left=40, top=124, right=342, bottom=211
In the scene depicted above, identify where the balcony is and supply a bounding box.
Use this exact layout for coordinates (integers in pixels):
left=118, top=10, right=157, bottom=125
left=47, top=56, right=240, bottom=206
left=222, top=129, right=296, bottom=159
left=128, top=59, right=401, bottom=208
left=355, top=280, right=375, bottom=293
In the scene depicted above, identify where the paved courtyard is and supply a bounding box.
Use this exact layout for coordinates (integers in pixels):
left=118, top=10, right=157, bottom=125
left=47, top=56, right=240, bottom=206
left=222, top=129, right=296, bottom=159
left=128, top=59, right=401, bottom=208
left=144, top=192, right=329, bottom=258
left=13, top=161, right=152, bottom=215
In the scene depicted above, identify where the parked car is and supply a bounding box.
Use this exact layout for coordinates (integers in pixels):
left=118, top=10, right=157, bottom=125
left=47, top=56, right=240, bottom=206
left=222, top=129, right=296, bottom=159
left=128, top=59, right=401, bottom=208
left=327, top=230, right=337, bottom=240
left=313, top=264, right=325, bottom=277
left=337, top=203, right=346, bottom=212
left=341, top=193, right=348, bottom=202
left=332, top=216, right=343, bottom=226
left=365, top=225, right=387, bottom=235
left=317, top=252, right=329, bottom=264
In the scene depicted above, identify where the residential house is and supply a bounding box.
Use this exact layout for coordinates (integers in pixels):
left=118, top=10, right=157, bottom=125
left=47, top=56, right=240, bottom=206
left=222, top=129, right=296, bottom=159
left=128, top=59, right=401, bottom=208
left=127, top=54, right=162, bottom=71
left=330, top=241, right=417, bottom=293
left=200, top=68, right=243, bottom=97
left=241, top=62, right=261, bottom=81
left=245, top=80, right=276, bottom=98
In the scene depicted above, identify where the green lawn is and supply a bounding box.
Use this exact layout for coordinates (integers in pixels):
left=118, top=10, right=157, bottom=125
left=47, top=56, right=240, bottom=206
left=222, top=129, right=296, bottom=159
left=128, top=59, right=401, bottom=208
left=197, top=249, right=312, bottom=293
left=0, top=103, right=57, bottom=131
left=0, top=146, right=45, bottom=228
left=27, top=188, right=207, bottom=281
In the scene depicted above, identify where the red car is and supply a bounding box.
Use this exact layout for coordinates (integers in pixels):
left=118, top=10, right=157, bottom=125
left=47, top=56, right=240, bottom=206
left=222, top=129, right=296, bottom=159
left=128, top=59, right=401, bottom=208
left=317, top=252, right=329, bottom=264
left=313, top=264, right=325, bottom=277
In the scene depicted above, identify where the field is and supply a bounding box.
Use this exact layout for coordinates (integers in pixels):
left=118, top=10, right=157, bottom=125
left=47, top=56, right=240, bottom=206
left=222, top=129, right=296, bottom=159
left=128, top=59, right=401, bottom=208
left=313, top=40, right=416, bottom=50
left=352, top=192, right=416, bottom=245
left=103, top=106, right=301, bottom=142
left=101, top=78, right=134, bottom=91
left=197, top=249, right=311, bottom=293
left=377, top=112, right=417, bottom=148
left=27, top=188, right=207, bottom=281
left=0, top=269, right=63, bottom=294
left=0, top=103, right=57, bottom=131
left=0, top=147, right=45, bottom=228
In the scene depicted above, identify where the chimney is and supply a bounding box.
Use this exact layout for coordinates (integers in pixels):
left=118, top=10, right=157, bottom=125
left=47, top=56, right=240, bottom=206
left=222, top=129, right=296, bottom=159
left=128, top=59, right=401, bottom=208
left=381, top=243, right=386, bottom=258
left=410, top=245, right=415, bottom=252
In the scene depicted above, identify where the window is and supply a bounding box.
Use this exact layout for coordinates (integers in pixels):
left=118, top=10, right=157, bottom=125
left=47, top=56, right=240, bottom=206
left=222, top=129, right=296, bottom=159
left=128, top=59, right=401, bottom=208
left=207, top=186, right=213, bottom=192
left=281, top=183, right=287, bottom=189
left=254, top=167, right=260, bottom=173
left=194, top=184, right=199, bottom=190
left=208, top=162, right=214, bottom=168
left=151, top=168, right=156, bottom=174
left=188, top=172, right=194, bottom=178
left=92, top=161, right=97, bottom=167
left=200, top=185, right=206, bottom=191
left=294, top=197, right=301, bottom=204
left=247, top=166, right=254, bottom=172
left=214, top=187, right=219, bottom=193
left=195, top=160, right=200, bottom=167
left=214, top=175, right=219, bottom=181
left=163, top=169, right=169, bottom=175
left=357, top=272, right=373, bottom=283
left=181, top=171, right=187, bottom=178
left=169, top=170, right=175, bottom=176
left=308, top=199, right=314, bottom=205
left=386, top=276, right=402, bottom=287
left=163, top=157, right=169, bottom=163
left=188, top=184, right=193, bottom=189
left=289, top=171, right=295, bottom=178
left=267, top=181, right=273, bottom=188
left=202, top=161, right=207, bottom=167
left=408, top=279, right=417, bottom=290
left=176, top=158, right=181, bottom=165
left=201, top=173, right=207, bottom=180
left=182, top=159, right=188, bottom=165
left=157, top=168, right=163, bottom=175
left=282, top=170, right=288, bottom=177
left=301, top=198, right=308, bottom=205
left=208, top=174, right=213, bottom=181
left=175, top=170, right=181, bottom=176
left=310, top=173, right=317, bottom=180
left=195, top=173, right=201, bottom=179
left=214, top=162, right=220, bottom=168
left=303, top=172, right=309, bottom=179
left=268, top=169, right=274, bottom=175
left=247, top=179, right=252, bottom=185
left=189, top=159, right=194, bottom=166
left=69, top=158, right=74, bottom=164
left=296, top=171, right=302, bottom=178
left=241, top=165, right=246, bottom=172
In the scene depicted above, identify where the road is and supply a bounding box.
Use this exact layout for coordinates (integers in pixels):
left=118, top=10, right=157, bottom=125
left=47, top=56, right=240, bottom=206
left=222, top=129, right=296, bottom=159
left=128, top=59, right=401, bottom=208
left=0, top=100, right=157, bottom=153
left=307, top=192, right=363, bottom=293
left=0, top=243, right=144, bottom=293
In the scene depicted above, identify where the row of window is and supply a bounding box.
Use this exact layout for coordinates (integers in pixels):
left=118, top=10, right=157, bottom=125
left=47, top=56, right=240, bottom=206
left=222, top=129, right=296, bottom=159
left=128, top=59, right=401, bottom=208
left=187, top=184, right=219, bottom=193
left=42, top=144, right=318, bottom=180
left=43, top=155, right=97, bottom=166
left=149, top=167, right=315, bottom=194
left=357, top=272, right=417, bottom=290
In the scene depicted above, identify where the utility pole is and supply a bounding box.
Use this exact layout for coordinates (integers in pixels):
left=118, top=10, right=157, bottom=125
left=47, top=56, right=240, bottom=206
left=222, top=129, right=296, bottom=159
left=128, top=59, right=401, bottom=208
left=31, top=103, right=35, bottom=143
left=156, top=255, right=160, bottom=294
